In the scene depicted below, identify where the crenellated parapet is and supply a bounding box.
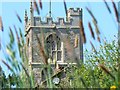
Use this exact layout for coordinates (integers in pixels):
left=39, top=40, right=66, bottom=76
left=25, top=8, right=82, bottom=31
left=33, top=17, right=73, bottom=26
left=68, top=8, right=82, bottom=16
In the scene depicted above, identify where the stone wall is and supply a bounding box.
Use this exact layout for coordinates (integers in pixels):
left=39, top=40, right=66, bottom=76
left=25, top=7, right=83, bottom=84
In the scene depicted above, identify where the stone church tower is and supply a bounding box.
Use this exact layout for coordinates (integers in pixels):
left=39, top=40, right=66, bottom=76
left=24, top=2, right=83, bottom=84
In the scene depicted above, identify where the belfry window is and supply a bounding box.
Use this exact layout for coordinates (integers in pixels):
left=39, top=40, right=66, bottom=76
left=46, top=34, right=62, bottom=62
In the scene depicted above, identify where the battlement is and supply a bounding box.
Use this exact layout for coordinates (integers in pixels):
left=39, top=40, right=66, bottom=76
left=33, top=17, right=73, bottom=25
left=68, top=8, right=82, bottom=16
left=25, top=8, right=82, bottom=30
left=25, top=17, right=73, bottom=29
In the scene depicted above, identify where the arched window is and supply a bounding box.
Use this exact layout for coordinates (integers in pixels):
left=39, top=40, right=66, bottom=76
left=46, top=34, right=62, bottom=62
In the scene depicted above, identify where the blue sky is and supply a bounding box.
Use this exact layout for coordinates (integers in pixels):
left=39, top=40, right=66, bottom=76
left=0, top=1, right=118, bottom=75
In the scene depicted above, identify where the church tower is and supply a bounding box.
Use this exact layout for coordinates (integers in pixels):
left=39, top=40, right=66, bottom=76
left=24, top=2, right=83, bottom=84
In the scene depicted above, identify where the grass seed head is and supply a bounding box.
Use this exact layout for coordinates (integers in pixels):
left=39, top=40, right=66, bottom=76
left=90, top=41, right=97, bottom=54
left=103, top=0, right=111, bottom=13
left=112, top=0, right=118, bottom=22
left=36, top=34, right=48, bottom=65
left=15, top=12, right=22, bottom=23
left=0, top=16, right=4, bottom=31
left=98, top=64, right=115, bottom=80
left=88, top=22, right=95, bottom=40
left=33, top=0, right=40, bottom=15
left=86, top=7, right=97, bottom=24
left=92, top=19, right=100, bottom=35
left=63, top=0, right=68, bottom=18
left=39, top=0, right=42, bottom=9
left=97, top=36, right=101, bottom=43
left=80, top=20, right=86, bottom=44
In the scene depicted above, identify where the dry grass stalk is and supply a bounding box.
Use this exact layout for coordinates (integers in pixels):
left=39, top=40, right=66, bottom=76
left=15, top=12, right=22, bottom=23
left=1, top=59, right=13, bottom=71
left=86, top=7, right=97, bottom=24
left=64, top=38, right=71, bottom=53
left=0, top=38, right=2, bottom=50
left=103, top=0, right=111, bottom=13
left=20, top=62, right=30, bottom=78
left=14, top=25, right=20, bottom=43
left=33, top=0, right=40, bottom=15
left=79, top=20, right=86, bottom=44
left=111, top=0, right=118, bottom=22
left=41, top=29, right=44, bottom=49
left=98, top=64, right=115, bottom=80
left=36, top=34, right=48, bottom=65
left=64, top=36, right=74, bottom=59
left=92, top=19, right=100, bottom=35
left=63, top=0, right=68, bottom=18
left=20, top=62, right=32, bottom=88
left=90, top=41, right=97, bottom=54
left=80, top=77, right=88, bottom=89
left=38, top=0, right=42, bottom=9
left=88, top=22, right=95, bottom=40
left=0, top=16, right=3, bottom=31
left=74, top=35, right=78, bottom=48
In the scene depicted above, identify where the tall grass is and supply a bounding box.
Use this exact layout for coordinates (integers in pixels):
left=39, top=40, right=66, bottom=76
left=0, top=0, right=119, bottom=89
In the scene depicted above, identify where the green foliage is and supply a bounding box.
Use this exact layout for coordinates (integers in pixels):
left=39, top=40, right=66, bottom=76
left=63, top=39, right=119, bottom=88
left=0, top=1, right=119, bottom=89
left=0, top=25, right=118, bottom=88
